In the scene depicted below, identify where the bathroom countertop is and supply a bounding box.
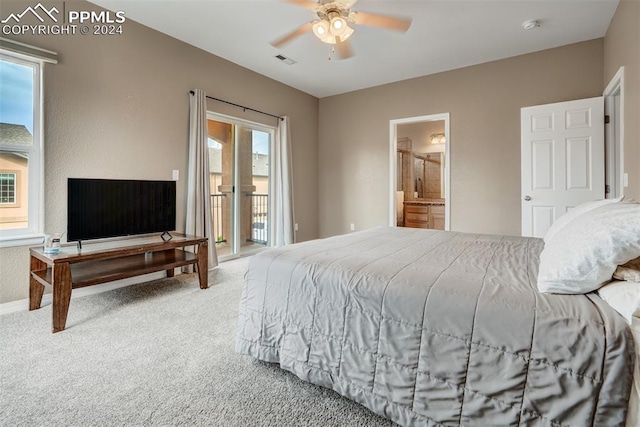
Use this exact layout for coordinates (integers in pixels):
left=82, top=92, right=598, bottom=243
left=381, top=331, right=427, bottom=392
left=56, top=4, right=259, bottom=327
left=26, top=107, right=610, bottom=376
left=403, top=199, right=445, bottom=206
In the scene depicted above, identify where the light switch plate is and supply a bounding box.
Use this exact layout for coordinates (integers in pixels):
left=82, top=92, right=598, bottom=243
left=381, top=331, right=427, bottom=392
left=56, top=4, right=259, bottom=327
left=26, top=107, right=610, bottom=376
left=172, top=170, right=179, bottom=181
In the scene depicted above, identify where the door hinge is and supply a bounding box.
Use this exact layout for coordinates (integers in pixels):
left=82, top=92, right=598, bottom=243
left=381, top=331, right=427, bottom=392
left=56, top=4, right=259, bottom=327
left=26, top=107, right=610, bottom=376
left=605, top=115, right=610, bottom=124
left=605, top=185, right=611, bottom=194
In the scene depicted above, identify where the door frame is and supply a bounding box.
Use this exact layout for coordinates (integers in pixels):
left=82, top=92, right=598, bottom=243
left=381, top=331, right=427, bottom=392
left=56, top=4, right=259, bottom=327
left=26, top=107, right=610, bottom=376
left=207, top=112, right=276, bottom=261
left=603, top=66, right=625, bottom=198
left=388, top=113, right=451, bottom=230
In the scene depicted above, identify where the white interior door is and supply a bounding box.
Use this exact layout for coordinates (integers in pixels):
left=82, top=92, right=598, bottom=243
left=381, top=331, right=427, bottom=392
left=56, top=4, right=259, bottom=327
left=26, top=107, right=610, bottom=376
left=521, top=97, right=604, bottom=237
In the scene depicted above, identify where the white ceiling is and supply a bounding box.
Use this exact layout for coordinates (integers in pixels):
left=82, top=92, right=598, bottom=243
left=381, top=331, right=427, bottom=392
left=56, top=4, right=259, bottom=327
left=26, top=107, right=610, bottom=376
left=89, top=0, right=619, bottom=98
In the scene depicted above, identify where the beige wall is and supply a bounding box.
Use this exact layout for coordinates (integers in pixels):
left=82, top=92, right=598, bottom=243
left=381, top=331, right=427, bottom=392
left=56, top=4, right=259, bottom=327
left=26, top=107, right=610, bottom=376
left=319, top=39, right=604, bottom=237
left=0, top=0, right=319, bottom=304
left=604, top=0, right=640, bottom=200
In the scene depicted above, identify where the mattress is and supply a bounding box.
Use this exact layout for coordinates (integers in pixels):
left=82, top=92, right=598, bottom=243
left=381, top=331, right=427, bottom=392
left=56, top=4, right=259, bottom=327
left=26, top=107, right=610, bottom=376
left=235, top=227, right=635, bottom=426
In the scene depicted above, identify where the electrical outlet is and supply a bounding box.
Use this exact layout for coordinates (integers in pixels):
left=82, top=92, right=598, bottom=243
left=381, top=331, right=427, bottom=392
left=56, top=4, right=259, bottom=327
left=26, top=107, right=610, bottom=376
left=350, top=223, right=355, bottom=231
left=172, top=170, right=179, bottom=181
left=294, top=223, right=299, bottom=231
left=623, top=173, right=629, bottom=188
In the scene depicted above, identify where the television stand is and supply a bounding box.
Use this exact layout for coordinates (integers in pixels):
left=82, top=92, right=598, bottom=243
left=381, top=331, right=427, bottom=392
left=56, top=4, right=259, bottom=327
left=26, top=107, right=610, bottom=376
left=29, top=233, right=208, bottom=333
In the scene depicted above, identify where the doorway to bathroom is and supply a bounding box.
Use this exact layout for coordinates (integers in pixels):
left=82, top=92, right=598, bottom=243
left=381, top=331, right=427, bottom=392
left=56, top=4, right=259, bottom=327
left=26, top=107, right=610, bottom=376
left=389, top=113, right=450, bottom=230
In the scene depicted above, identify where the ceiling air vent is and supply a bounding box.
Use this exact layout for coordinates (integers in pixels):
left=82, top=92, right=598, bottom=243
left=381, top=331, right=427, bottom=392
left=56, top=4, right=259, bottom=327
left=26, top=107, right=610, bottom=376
left=275, top=54, right=296, bottom=65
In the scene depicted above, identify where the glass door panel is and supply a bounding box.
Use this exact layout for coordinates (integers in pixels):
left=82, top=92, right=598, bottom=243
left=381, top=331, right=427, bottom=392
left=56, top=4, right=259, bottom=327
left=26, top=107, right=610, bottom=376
left=207, top=118, right=234, bottom=258
left=207, top=116, right=271, bottom=259
left=237, top=125, right=270, bottom=256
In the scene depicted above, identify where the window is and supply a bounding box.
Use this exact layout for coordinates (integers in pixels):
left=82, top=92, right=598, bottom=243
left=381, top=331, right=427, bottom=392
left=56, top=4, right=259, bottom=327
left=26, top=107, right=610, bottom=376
left=0, top=172, right=17, bottom=204
left=0, top=49, right=44, bottom=245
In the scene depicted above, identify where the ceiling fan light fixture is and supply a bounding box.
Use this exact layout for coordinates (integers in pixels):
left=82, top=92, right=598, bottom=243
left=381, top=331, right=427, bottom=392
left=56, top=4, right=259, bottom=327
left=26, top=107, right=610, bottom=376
left=338, top=25, right=354, bottom=42
left=274, top=0, right=412, bottom=58
left=313, top=18, right=343, bottom=44
left=323, top=35, right=337, bottom=44
left=329, top=16, right=348, bottom=36
left=312, top=19, right=330, bottom=38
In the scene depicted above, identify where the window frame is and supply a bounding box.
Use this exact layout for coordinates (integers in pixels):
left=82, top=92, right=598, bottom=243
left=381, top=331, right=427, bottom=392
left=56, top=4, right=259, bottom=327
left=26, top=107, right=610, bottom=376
left=0, top=171, right=19, bottom=205
left=0, top=50, right=44, bottom=247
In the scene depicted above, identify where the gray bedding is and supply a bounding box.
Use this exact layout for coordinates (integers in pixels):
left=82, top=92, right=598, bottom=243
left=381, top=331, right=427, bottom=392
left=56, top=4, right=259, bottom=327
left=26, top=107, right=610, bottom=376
left=235, top=227, right=635, bottom=426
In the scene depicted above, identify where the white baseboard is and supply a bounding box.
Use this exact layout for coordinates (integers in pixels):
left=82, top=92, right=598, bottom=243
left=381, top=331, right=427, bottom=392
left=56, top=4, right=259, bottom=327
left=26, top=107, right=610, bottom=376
left=0, top=271, right=170, bottom=316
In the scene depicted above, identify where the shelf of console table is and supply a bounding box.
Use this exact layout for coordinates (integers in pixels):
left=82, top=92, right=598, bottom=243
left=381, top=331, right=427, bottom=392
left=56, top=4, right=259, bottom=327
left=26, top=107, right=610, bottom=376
left=29, top=233, right=208, bottom=333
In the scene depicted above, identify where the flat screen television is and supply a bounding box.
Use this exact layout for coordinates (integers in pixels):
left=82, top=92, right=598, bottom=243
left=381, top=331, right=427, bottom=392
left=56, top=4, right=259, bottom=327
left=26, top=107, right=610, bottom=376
left=67, top=178, right=176, bottom=242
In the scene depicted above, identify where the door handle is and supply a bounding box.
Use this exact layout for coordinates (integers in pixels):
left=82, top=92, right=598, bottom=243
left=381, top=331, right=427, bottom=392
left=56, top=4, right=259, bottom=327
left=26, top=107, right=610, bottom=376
left=524, top=195, right=532, bottom=201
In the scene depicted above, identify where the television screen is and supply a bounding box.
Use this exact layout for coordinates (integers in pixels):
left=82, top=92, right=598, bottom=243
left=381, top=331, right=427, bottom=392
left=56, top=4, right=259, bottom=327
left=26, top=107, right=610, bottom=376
left=67, top=178, right=176, bottom=242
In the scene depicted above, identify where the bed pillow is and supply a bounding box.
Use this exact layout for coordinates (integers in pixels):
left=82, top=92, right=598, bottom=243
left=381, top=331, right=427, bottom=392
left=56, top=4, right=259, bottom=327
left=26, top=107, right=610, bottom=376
left=537, top=200, right=640, bottom=294
left=613, top=256, right=640, bottom=282
left=543, top=196, right=623, bottom=243
left=597, top=280, right=640, bottom=324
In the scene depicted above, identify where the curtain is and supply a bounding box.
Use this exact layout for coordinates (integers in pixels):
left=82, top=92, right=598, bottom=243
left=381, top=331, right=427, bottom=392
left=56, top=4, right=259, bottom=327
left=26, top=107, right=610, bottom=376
left=272, top=116, right=295, bottom=247
left=185, top=89, right=218, bottom=270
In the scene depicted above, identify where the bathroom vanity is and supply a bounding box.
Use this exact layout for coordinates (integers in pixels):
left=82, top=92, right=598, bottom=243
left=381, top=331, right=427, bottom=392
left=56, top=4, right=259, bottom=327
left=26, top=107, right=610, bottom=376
left=403, top=200, right=445, bottom=230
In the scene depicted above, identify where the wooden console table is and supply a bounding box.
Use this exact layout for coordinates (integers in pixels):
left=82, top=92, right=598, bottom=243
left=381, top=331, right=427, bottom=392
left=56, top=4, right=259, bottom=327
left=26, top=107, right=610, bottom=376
left=29, top=233, right=208, bottom=333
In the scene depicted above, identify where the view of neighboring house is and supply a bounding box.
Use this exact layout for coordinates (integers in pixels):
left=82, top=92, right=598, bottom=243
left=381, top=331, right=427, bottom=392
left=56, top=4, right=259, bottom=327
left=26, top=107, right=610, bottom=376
left=0, top=123, right=30, bottom=230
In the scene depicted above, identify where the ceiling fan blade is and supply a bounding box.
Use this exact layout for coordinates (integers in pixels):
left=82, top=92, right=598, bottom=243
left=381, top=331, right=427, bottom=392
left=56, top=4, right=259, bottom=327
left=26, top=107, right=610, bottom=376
left=284, top=0, right=318, bottom=10
left=351, top=11, right=411, bottom=32
left=335, top=39, right=354, bottom=60
left=270, top=21, right=314, bottom=48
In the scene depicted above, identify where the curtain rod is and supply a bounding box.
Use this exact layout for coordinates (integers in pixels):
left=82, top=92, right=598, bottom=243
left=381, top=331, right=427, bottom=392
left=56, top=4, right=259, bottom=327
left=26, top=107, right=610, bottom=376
left=189, top=91, right=283, bottom=121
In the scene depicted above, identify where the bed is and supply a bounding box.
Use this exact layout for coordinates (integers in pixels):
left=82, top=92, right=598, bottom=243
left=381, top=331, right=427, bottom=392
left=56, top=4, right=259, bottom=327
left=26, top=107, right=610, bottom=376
left=235, top=227, right=636, bottom=426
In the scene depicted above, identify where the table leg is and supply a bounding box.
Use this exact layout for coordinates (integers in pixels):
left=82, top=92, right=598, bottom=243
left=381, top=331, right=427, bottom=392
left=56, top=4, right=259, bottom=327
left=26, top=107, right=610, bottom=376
left=166, top=268, right=175, bottom=278
left=197, top=241, right=208, bottom=289
left=29, top=256, right=46, bottom=311
left=52, top=263, right=72, bottom=333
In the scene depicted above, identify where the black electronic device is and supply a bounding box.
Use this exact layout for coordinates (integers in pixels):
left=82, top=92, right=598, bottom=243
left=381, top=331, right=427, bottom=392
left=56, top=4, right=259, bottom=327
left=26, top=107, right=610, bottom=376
left=67, top=178, right=176, bottom=243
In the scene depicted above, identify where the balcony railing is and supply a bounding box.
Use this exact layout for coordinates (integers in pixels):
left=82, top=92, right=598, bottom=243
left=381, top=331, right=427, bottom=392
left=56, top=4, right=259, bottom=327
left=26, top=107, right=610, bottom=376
left=211, top=194, right=226, bottom=244
left=249, top=194, right=268, bottom=244
left=210, top=193, right=268, bottom=246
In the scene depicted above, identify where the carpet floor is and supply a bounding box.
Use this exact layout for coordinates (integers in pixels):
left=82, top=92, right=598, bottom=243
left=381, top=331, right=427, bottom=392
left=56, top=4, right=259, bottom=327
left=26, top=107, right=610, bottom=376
left=0, top=257, right=393, bottom=426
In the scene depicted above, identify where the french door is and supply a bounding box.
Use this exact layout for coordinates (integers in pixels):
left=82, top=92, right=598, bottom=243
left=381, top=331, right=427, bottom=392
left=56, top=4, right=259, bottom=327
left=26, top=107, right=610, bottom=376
left=207, top=113, right=273, bottom=259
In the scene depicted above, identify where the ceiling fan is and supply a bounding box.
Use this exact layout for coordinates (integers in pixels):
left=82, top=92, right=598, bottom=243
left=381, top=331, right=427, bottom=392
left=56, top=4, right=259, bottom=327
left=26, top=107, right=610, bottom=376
left=271, top=0, right=412, bottom=60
